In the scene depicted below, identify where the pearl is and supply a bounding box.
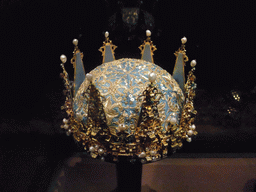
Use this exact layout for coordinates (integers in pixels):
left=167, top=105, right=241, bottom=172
left=118, top=124, right=126, bottom=132
left=60, top=54, right=67, bottom=63
left=101, top=157, right=105, bottom=161
left=187, top=130, right=194, bottom=136
left=86, top=73, right=93, bottom=82
left=190, top=60, right=197, bottom=67
left=95, top=144, right=99, bottom=149
left=149, top=72, right=156, bottom=83
left=98, top=148, right=104, bottom=155
left=105, top=31, right=109, bottom=38
left=170, top=117, right=177, bottom=125
left=138, top=152, right=146, bottom=158
left=63, top=124, right=69, bottom=129
left=72, top=39, right=78, bottom=46
left=190, top=124, right=196, bottom=130
left=186, top=137, right=192, bottom=142
left=150, top=151, right=156, bottom=156
left=181, top=36, right=187, bottom=44
left=146, top=30, right=151, bottom=37
left=89, top=146, right=95, bottom=152
left=63, top=118, right=68, bottom=124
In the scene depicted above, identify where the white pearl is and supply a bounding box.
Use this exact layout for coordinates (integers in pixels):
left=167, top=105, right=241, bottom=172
left=190, top=124, right=196, bottom=130
left=138, top=152, right=146, bottom=158
left=98, top=148, right=104, bottom=154
left=101, top=157, right=105, bottom=161
left=89, top=146, right=95, bottom=152
left=60, top=54, right=67, bottom=63
left=72, top=39, right=78, bottom=46
left=150, top=151, right=156, bottom=156
left=187, top=130, right=194, bottom=136
left=181, top=36, right=187, bottom=44
left=186, top=137, right=192, bottom=142
left=63, top=118, right=68, bottom=124
left=149, top=73, right=156, bottom=83
left=105, top=31, right=109, bottom=38
left=118, top=124, right=126, bottom=132
left=170, top=117, right=177, bottom=125
left=86, top=73, right=93, bottom=82
left=146, top=30, right=151, bottom=37
left=63, top=124, right=69, bottom=129
left=95, top=144, right=99, bottom=149
left=190, top=60, right=197, bottom=67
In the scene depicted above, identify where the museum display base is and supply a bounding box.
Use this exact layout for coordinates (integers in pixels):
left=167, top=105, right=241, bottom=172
left=116, top=157, right=142, bottom=192
left=50, top=153, right=256, bottom=192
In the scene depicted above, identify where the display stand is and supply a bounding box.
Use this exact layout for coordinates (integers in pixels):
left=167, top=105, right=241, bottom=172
left=116, top=157, right=142, bottom=192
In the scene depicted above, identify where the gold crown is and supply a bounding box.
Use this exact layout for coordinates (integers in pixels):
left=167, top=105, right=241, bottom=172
left=59, top=31, right=197, bottom=163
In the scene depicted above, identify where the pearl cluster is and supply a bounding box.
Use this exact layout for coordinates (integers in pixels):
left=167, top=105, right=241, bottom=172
left=186, top=124, right=196, bottom=142
left=88, top=144, right=106, bottom=160
left=61, top=118, right=72, bottom=136
left=138, top=146, right=159, bottom=163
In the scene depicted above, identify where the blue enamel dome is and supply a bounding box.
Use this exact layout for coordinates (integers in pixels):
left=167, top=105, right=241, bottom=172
left=74, top=58, right=184, bottom=134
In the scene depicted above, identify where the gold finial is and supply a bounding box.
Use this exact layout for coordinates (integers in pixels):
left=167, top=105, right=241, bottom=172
left=139, top=30, right=157, bottom=63
left=99, top=31, right=117, bottom=63
left=174, top=36, right=188, bottom=62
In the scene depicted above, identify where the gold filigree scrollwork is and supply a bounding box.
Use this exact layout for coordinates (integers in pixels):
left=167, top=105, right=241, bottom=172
left=178, top=65, right=197, bottom=145
left=135, top=83, right=168, bottom=162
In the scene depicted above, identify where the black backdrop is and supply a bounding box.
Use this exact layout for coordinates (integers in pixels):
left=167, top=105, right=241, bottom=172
left=1, top=0, right=255, bottom=120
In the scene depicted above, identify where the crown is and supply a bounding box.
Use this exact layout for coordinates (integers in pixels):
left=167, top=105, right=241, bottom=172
left=59, top=30, right=197, bottom=163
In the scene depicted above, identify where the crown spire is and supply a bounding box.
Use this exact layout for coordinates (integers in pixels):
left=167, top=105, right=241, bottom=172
left=172, top=37, right=188, bottom=93
left=70, top=39, right=86, bottom=97
left=139, top=30, right=157, bottom=63
left=99, top=31, right=117, bottom=64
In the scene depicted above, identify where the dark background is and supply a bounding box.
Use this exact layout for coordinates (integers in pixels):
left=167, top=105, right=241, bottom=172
left=0, top=0, right=256, bottom=191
